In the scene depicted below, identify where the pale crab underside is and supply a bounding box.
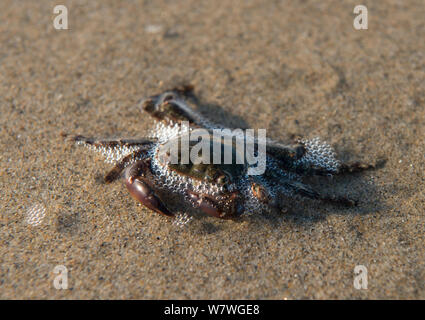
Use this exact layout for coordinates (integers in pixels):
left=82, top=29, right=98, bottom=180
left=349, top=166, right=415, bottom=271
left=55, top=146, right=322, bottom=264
left=73, top=85, right=375, bottom=221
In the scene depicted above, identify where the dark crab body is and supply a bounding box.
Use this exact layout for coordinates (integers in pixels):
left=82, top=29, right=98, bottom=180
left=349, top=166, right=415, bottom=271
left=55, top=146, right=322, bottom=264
left=73, top=85, right=375, bottom=221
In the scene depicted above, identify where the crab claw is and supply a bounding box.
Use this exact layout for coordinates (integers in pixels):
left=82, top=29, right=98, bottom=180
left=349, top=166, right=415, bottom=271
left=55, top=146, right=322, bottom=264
left=188, top=192, right=223, bottom=218
left=187, top=190, right=241, bottom=219
left=125, top=176, right=174, bottom=217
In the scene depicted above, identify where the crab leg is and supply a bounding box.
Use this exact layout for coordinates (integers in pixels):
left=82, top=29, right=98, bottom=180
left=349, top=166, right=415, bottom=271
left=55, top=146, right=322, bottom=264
left=290, top=160, right=379, bottom=177
left=281, top=181, right=357, bottom=206
left=72, top=135, right=156, bottom=148
left=72, top=135, right=157, bottom=183
left=140, top=85, right=213, bottom=128
left=336, top=161, right=382, bottom=175
left=104, top=149, right=147, bottom=183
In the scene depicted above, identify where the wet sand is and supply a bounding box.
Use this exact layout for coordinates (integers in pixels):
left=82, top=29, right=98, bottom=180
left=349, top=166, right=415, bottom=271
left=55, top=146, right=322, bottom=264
left=0, top=0, right=424, bottom=299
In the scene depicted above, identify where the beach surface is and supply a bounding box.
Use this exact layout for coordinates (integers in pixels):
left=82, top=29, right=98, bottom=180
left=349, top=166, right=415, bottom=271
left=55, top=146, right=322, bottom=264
left=0, top=0, right=424, bottom=299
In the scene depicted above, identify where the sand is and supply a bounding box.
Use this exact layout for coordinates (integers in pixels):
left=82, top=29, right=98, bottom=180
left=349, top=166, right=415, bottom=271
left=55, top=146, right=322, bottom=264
left=0, top=0, right=424, bottom=299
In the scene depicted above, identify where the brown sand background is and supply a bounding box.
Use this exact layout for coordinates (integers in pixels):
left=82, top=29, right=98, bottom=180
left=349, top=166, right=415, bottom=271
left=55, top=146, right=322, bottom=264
left=0, top=0, right=424, bottom=299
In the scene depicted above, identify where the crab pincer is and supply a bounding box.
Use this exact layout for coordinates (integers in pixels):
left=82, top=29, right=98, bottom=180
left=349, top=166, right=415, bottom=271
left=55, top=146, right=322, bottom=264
left=124, top=160, right=174, bottom=218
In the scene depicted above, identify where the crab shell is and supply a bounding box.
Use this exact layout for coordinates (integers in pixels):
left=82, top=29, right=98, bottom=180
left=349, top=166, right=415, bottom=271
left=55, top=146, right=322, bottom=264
left=156, top=131, right=248, bottom=189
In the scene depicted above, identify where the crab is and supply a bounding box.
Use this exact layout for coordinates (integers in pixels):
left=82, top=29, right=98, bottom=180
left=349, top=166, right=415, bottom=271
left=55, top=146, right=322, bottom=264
left=72, top=85, right=375, bottom=221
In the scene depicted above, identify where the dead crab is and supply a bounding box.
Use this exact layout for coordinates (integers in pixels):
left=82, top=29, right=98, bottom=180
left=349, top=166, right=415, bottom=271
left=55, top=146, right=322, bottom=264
left=72, top=85, right=375, bottom=221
